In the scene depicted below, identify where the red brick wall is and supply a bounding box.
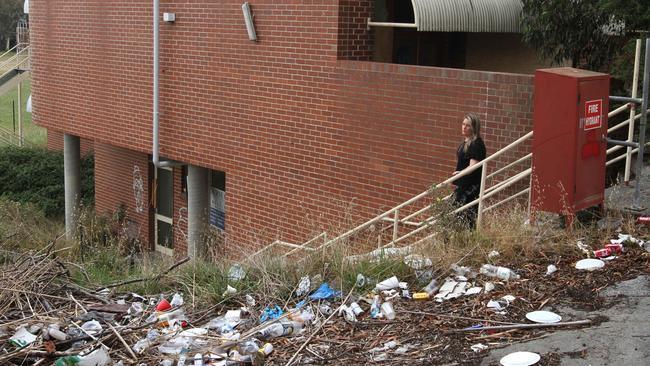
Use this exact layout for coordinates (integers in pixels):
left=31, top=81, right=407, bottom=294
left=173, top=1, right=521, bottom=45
left=30, top=1, right=534, bottom=256
left=338, top=0, right=374, bottom=60
left=47, top=129, right=95, bottom=157
left=94, top=142, right=151, bottom=247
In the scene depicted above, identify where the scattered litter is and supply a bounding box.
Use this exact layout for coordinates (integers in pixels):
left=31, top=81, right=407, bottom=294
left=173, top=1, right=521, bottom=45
left=404, top=254, right=432, bottom=270
left=295, top=276, right=311, bottom=297
left=422, top=278, right=439, bottom=295
left=576, top=240, right=591, bottom=255
left=470, top=343, right=489, bottom=353
left=525, top=311, right=562, bottom=324
left=170, top=293, right=184, bottom=307
left=484, top=282, right=495, bottom=292
left=222, top=285, right=237, bottom=297
left=355, top=273, right=367, bottom=287
left=369, top=340, right=397, bottom=353
left=380, top=302, right=396, bottom=320
left=227, top=264, right=246, bottom=282
left=480, top=264, right=520, bottom=280
left=637, top=216, right=650, bottom=226
left=465, top=286, right=483, bottom=296
left=546, top=264, right=557, bottom=276
left=245, top=294, right=256, bottom=306
left=309, top=283, right=341, bottom=300
left=9, top=327, right=37, bottom=348
left=488, top=250, right=500, bottom=259
left=156, top=298, right=172, bottom=312
left=376, top=276, right=400, bottom=291
left=575, top=258, right=605, bottom=271
left=413, top=292, right=430, bottom=300
left=499, top=351, right=541, bottom=366
left=260, top=305, right=284, bottom=322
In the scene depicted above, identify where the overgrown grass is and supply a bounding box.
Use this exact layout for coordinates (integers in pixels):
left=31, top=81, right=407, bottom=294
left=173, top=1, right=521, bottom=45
left=0, top=198, right=646, bottom=311
left=0, top=80, right=45, bottom=147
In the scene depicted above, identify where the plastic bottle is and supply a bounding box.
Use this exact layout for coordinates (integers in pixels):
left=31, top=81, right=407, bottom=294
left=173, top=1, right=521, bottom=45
left=193, top=353, right=203, bottom=366
left=479, top=264, right=520, bottom=280
left=370, top=295, right=381, bottom=318
left=257, top=320, right=302, bottom=339
left=422, top=279, right=439, bottom=295
left=78, top=347, right=111, bottom=366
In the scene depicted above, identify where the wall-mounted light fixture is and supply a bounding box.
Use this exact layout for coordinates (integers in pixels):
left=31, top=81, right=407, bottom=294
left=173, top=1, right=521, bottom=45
left=242, top=2, right=257, bottom=41
left=163, top=12, right=176, bottom=23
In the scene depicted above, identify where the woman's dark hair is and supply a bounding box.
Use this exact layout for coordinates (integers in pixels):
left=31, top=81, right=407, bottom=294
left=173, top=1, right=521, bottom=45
left=463, top=113, right=481, bottom=153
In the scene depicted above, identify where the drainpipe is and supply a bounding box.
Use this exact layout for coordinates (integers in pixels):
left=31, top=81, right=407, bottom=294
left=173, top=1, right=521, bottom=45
left=152, top=0, right=178, bottom=168
left=187, top=165, right=209, bottom=258
left=64, top=134, right=80, bottom=240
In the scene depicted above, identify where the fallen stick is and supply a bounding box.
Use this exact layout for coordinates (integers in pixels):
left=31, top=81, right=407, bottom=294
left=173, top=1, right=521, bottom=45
left=401, top=310, right=519, bottom=325
left=284, top=285, right=356, bottom=366
left=98, top=256, right=190, bottom=290
left=106, top=321, right=137, bottom=363
left=449, top=319, right=591, bottom=333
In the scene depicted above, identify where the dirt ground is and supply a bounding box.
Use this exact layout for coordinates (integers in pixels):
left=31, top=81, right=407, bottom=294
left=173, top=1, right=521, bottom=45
left=267, top=246, right=650, bottom=365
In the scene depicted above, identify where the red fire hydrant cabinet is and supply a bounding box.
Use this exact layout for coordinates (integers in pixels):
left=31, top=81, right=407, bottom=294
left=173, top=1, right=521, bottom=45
left=531, top=68, right=610, bottom=223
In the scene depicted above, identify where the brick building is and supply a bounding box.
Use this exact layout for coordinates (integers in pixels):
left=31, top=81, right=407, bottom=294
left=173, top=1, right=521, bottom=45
left=30, top=1, right=539, bottom=258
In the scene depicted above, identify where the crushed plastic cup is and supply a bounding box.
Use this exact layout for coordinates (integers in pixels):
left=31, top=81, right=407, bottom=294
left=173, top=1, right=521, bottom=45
left=222, top=285, right=237, bottom=297
left=376, top=276, right=400, bottom=291
left=380, top=302, right=395, bottom=320
left=156, top=298, right=172, bottom=312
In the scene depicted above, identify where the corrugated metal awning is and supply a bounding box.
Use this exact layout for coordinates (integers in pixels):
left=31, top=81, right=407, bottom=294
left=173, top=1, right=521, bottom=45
left=412, top=0, right=523, bottom=32
left=367, top=0, right=523, bottom=33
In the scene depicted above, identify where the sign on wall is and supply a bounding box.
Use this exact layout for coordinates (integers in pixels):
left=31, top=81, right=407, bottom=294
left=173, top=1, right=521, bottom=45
left=209, top=187, right=226, bottom=230
left=583, top=99, right=603, bottom=131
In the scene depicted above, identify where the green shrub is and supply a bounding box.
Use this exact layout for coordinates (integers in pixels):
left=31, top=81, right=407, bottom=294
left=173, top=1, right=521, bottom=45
left=0, top=146, right=94, bottom=217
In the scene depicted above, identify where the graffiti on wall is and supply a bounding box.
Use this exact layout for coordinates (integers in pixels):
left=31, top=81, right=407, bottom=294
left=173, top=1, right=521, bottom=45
left=177, top=207, right=188, bottom=240
left=133, top=165, right=144, bottom=213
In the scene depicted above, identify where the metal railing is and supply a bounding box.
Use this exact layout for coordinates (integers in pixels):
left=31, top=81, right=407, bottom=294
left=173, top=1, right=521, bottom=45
left=0, top=44, right=30, bottom=77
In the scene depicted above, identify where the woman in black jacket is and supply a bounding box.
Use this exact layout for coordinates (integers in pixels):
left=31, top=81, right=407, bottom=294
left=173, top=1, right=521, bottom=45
left=452, top=113, right=486, bottom=228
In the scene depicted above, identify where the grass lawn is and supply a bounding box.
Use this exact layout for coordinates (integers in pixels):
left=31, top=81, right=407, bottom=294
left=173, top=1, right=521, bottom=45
left=0, top=78, right=46, bottom=147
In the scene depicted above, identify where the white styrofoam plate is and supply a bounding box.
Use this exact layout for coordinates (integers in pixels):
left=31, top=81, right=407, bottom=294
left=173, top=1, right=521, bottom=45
left=525, top=310, right=562, bottom=324
left=575, top=258, right=605, bottom=271
left=500, top=351, right=541, bottom=366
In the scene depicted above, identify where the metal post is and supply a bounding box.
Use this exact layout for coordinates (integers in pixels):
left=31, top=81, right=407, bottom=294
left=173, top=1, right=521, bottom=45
left=392, top=209, right=399, bottom=243
left=476, top=162, right=488, bottom=229
left=17, top=82, right=22, bottom=146
left=64, top=134, right=81, bottom=240
left=187, top=165, right=208, bottom=259
left=625, top=39, right=642, bottom=183
left=631, top=38, right=649, bottom=210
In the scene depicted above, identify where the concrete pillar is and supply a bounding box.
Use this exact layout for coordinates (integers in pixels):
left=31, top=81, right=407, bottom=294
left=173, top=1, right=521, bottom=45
left=187, top=164, right=209, bottom=259
left=64, top=134, right=81, bottom=240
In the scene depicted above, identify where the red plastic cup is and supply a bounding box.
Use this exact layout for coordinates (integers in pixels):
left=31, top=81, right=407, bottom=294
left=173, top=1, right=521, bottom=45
left=593, top=248, right=612, bottom=258
left=156, top=298, right=172, bottom=312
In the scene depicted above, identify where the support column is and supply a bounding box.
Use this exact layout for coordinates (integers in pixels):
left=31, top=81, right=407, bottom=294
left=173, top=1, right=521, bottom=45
left=187, top=164, right=208, bottom=259
left=64, top=134, right=81, bottom=240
